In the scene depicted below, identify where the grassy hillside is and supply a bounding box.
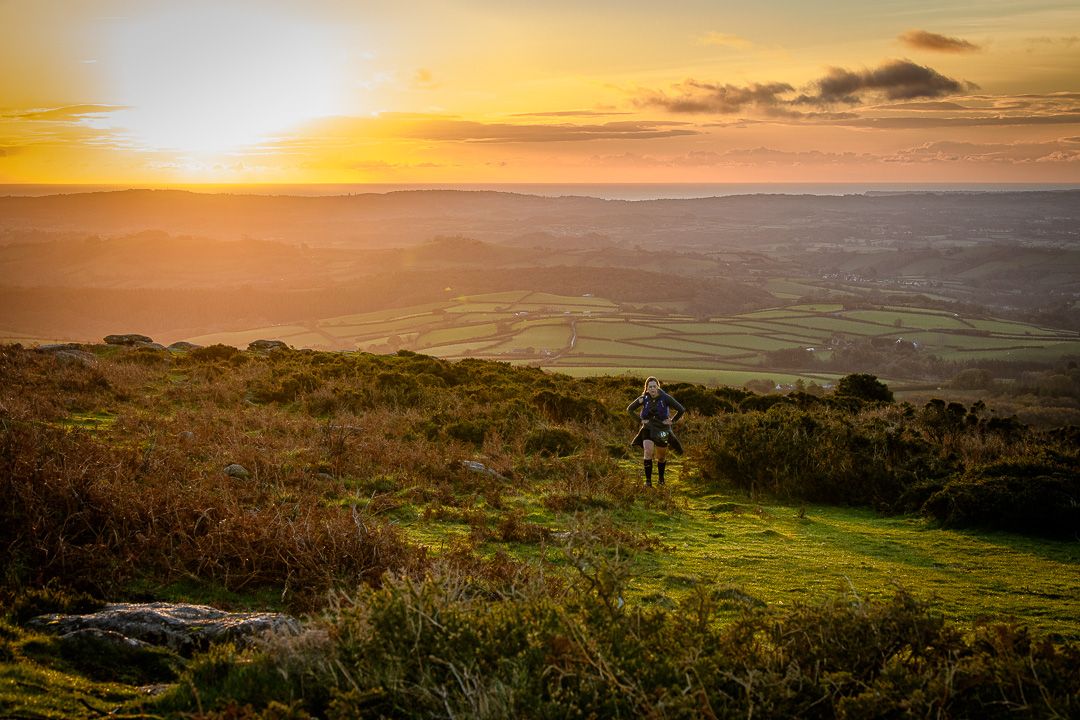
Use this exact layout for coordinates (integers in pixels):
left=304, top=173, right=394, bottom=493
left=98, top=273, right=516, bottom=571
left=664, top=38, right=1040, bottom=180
left=1, top=341, right=1078, bottom=717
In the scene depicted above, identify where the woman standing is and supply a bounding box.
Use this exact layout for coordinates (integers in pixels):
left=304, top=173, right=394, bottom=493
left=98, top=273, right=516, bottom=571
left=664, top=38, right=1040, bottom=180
left=627, top=376, right=685, bottom=487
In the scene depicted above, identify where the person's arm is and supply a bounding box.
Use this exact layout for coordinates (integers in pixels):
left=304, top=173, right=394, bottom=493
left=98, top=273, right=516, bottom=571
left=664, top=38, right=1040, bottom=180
left=665, top=393, right=686, bottom=423
left=627, top=395, right=645, bottom=416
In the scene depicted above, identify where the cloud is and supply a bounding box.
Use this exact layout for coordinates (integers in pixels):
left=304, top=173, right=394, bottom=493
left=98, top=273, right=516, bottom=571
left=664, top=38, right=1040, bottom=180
left=634, top=60, right=974, bottom=116
left=635, top=80, right=794, bottom=114
left=413, top=68, right=439, bottom=90
left=804, top=60, right=975, bottom=104
left=899, top=30, right=981, bottom=53
left=1063, top=136, right=1080, bottom=144
left=591, top=147, right=874, bottom=167
left=839, top=114, right=1080, bottom=129
left=698, top=32, right=753, bottom=49
left=1026, top=36, right=1080, bottom=47
left=390, top=116, right=700, bottom=143
left=512, top=110, right=634, bottom=117
left=884, top=140, right=1080, bottom=164
left=281, top=113, right=700, bottom=145
left=4, top=104, right=124, bottom=121
left=873, top=100, right=971, bottom=110
left=596, top=140, right=1080, bottom=169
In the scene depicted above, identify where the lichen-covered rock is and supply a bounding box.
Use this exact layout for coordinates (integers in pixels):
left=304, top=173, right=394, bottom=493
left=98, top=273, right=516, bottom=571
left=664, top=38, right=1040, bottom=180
left=224, top=463, right=251, bottom=479
left=167, top=341, right=202, bottom=352
left=28, top=602, right=300, bottom=655
left=248, top=339, right=289, bottom=351
left=104, top=333, right=154, bottom=346
left=35, top=343, right=98, bottom=366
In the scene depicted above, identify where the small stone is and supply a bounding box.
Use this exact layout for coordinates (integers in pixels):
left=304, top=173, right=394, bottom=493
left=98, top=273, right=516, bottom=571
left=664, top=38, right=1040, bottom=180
left=224, top=463, right=250, bottom=479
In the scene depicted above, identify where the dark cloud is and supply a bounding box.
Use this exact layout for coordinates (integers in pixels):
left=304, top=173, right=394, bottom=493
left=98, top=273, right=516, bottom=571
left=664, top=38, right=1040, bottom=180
left=899, top=30, right=981, bottom=53
left=634, top=60, right=972, bottom=116
left=6, top=104, right=123, bottom=120
left=804, top=60, right=975, bottom=104
left=635, top=80, right=794, bottom=114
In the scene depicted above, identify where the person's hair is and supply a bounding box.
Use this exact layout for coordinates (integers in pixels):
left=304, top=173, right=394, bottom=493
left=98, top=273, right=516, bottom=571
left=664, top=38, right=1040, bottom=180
left=643, top=376, right=660, bottom=393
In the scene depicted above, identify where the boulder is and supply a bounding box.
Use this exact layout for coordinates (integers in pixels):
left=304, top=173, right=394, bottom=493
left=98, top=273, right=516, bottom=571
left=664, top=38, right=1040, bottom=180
left=167, top=341, right=202, bottom=352
left=248, top=339, right=289, bottom=351
left=104, top=333, right=154, bottom=346
left=35, top=344, right=98, bottom=367
left=224, top=463, right=251, bottom=479
left=27, top=602, right=300, bottom=655
left=140, top=342, right=168, bottom=351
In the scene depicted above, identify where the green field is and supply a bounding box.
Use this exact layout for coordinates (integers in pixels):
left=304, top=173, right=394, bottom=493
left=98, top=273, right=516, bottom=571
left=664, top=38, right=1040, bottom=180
left=176, top=291, right=1079, bottom=382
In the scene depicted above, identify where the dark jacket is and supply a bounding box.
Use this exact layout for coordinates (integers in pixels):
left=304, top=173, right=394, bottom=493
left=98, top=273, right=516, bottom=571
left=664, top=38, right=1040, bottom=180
left=627, top=390, right=686, bottom=453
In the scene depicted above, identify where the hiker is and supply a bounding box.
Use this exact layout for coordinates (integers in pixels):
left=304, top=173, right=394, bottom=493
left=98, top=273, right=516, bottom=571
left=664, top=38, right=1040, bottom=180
left=627, top=376, right=685, bottom=486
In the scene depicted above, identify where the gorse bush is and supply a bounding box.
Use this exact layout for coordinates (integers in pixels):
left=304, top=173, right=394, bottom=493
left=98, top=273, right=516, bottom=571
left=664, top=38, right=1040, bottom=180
left=694, top=386, right=1079, bottom=536
left=155, top=569, right=1080, bottom=719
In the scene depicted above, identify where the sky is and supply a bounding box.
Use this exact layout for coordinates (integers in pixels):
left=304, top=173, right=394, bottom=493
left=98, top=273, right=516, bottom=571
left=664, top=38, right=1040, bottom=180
left=1, top=0, right=1079, bottom=185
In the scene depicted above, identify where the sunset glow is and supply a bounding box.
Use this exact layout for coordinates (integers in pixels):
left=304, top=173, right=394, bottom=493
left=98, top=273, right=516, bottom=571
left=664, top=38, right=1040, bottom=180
left=1, top=0, right=1078, bottom=184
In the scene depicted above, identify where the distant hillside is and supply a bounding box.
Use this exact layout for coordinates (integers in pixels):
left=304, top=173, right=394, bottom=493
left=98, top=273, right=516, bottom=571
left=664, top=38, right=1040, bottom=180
left=2, top=188, right=1077, bottom=249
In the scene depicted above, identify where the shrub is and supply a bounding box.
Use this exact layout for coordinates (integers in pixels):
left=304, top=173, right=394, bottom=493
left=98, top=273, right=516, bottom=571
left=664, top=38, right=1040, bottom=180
left=158, top=574, right=1080, bottom=720
left=922, top=454, right=1080, bottom=538
left=835, top=373, right=894, bottom=403
left=523, top=426, right=580, bottom=457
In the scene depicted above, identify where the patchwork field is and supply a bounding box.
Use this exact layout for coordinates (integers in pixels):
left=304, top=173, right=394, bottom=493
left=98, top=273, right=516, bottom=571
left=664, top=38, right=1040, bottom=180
left=175, top=291, right=1079, bottom=384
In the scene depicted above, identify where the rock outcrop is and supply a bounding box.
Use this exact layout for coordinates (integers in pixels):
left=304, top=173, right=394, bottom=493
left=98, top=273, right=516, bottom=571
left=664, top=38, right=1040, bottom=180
left=248, top=339, right=290, bottom=351
left=104, top=333, right=154, bottom=346
left=28, top=602, right=300, bottom=655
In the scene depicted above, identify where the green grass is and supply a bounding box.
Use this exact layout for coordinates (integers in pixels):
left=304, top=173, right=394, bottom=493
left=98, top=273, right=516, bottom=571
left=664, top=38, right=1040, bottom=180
left=0, top=658, right=143, bottom=719
left=383, top=459, right=1080, bottom=640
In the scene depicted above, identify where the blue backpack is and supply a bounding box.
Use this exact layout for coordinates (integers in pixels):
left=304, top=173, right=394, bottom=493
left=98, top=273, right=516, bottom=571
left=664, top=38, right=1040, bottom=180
left=639, top=393, right=669, bottom=421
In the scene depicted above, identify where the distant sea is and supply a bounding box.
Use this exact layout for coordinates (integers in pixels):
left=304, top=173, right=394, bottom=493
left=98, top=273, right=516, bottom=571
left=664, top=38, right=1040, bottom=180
left=2, top=183, right=1079, bottom=201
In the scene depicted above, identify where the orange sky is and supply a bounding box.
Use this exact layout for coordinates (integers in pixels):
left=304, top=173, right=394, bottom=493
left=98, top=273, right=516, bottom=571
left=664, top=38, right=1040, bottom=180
left=2, top=0, right=1079, bottom=185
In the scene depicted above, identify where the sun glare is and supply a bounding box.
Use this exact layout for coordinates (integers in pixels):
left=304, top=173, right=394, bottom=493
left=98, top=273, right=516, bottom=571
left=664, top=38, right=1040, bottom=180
left=107, top=4, right=348, bottom=155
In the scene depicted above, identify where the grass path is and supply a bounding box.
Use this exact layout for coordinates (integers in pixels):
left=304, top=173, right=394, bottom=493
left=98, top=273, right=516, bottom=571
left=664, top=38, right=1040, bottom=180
left=610, top=461, right=1080, bottom=639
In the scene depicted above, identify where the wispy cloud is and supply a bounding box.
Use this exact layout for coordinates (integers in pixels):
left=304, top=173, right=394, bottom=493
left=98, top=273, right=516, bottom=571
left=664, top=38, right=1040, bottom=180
left=594, top=139, right=1080, bottom=168
left=279, top=113, right=700, bottom=145
left=4, top=104, right=125, bottom=121
left=635, top=80, right=795, bottom=114
left=511, top=110, right=633, bottom=117
left=899, top=30, right=981, bottom=53
left=698, top=32, right=753, bottom=49
left=884, top=140, right=1080, bottom=164
left=392, top=117, right=700, bottom=143
left=413, top=68, right=440, bottom=90
left=839, top=114, right=1080, bottom=129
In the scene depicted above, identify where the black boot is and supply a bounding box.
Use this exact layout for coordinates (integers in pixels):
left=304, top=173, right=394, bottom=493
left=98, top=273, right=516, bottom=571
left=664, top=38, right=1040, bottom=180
left=643, top=459, right=653, bottom=487
left=657, top=462, right=666, bottom=485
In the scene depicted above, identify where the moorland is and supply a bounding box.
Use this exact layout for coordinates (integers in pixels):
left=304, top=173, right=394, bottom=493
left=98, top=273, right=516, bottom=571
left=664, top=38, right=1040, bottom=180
left=1, top=341, right=1078, bottom=718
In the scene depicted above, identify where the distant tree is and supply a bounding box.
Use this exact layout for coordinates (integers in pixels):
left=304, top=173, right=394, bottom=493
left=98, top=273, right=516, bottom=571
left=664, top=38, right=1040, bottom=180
left=835, top=373, right=894, bottom=403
